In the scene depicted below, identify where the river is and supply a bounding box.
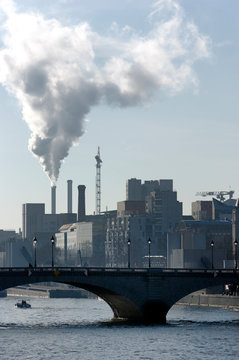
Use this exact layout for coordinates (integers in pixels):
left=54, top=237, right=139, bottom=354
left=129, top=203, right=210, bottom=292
left=0, top=297, right=238, bottom=360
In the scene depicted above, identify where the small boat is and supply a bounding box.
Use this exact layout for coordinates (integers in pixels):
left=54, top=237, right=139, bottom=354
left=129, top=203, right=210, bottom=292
left=15, top=300, right=31, bottom=309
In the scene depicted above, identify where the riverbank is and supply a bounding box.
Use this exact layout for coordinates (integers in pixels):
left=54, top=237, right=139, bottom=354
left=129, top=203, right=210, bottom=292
left=3, top=284, right=96, bottom=299
left=177, top=291, right=239, bottom=310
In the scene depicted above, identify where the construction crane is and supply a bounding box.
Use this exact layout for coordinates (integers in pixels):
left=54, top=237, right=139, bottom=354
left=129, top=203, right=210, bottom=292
left=195, top=190, right=235, bottom=202
left=95, top=147, right=102, bottom=215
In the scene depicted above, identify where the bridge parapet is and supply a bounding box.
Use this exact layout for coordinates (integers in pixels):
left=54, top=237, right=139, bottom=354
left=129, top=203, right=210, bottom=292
left=0, top=266, right=238, bottom=274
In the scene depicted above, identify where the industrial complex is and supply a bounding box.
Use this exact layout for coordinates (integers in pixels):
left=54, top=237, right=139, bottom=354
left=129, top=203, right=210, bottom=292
left=0, top=148, right=238, bottom=285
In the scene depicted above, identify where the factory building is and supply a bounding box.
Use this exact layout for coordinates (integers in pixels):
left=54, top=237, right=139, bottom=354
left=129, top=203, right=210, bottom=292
left=19, top=181, right=77, bottom=266
left=22, top=203, right=77, bottom=243
left=55, top=184, right=110, bottom=267
left=55, top=178, right=182, bottom=268
left=167, top=220, right=232, bottom=269
left=0, top=229, right=22, bottom=266
left=56, top=216, right=107, bottom=267
left=126, top=178, right=143, bottom=201
left=168, top=195, right=239, bottom=270
left=192, top=197, right=236, bottom=222
left=145, top=184, right=182, bottom=254
left=212, top=198, right=236, bottom=221
left=105, top=201, right=149, bottom=267
left=192, top=201, right=212, bottom=220
left=22, top=180, right=77, bottom=243
left=105, top=212, right=155, bottom=268
left=21, top=203, right=76, bottom=266
left=105, top=179, right=182, bottom=267
left=232, top=199, right=239, bottom=267
left=117, top=200, right=145, bottom=217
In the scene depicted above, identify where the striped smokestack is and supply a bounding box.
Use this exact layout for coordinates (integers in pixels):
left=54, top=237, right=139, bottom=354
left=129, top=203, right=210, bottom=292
left=67, top=180, right=73, bottom=213
left=51, top=185, right=56, bottom=214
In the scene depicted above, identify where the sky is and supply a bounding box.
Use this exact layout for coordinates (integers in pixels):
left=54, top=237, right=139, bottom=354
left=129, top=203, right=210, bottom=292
left=0, top=0, right=239, bottom=231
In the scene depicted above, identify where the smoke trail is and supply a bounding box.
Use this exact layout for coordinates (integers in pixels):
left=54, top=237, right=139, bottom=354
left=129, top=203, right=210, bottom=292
left=0, top=0, right=210, bottom=185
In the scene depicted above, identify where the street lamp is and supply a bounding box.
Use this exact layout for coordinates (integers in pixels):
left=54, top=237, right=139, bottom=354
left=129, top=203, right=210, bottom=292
left=127, top=238, right=131, bottom=268
left=234, top=239, right=238, bottom=269
left=51, top=235, right=55, bottom=267
left=33, top=237, right=37, bottom=268
left=210, top=240, right=214, bottom=269
left=148, top=238, right=151, bottom=268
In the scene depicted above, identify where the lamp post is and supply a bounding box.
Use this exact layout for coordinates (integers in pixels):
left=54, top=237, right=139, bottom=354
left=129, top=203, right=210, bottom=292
left=51, top=235, right=55, bottom=267
left=127, top=238, right=131, bottom=268
left=210, top=240, right=214, bottom=269
left=148, top=238, right=151, bottom=268
left=234, top=239, right=238, bottom=269
left=33, top=237, right=37, bottom=268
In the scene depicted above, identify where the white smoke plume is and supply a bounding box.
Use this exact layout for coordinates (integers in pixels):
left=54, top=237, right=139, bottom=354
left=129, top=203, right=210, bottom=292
left=0, top=0, right=210, bottom=185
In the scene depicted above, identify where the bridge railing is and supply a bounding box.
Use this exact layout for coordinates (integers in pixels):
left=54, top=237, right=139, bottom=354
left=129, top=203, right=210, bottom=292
left=0, top=267, right=238, bottom=274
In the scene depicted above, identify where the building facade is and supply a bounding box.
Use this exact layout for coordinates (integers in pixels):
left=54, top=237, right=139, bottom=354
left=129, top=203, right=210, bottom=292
left=212, top=198, right=236, bottom=221
left=0, top=229, right=22, bottom=266
left=167, top=220, right=232, bottom=269
left=192, top=201, right=212, bottom=220
left=105, top=213, right=154, bottom=268
left=22, top=203, right=77, bottom=242
left=232, top=199, right=239, bottom=267
left=126, top=178, right=143, bottom=201
left=55, top=214, right=108, bottom=267
left=105, top=179, right=182, bottom=267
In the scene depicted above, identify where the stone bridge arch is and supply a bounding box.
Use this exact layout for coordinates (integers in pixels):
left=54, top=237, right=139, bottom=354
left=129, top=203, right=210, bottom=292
left=0, top=267, right=238, bottom=324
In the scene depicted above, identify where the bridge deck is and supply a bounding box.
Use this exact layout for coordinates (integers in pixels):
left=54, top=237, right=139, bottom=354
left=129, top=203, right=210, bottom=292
left=0, top=266, right=237, bottom=272
left=0, top=267, right=238, bottom=278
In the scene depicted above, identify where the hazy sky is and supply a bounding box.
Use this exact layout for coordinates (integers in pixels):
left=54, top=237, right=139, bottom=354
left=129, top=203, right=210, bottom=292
left=0, top=0, right=238, bottom=231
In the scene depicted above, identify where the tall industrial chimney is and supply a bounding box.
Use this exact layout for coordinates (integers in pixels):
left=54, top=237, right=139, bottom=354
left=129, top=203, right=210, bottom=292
left=78, top=185, right=86, bottom=222
left=51, top=185, right=56, bottom=214
left=67, top=180, right=73, bottom=213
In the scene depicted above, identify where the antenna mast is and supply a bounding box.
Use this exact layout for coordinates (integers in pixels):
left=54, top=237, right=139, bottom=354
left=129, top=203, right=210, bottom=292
left=95, top=147, right=102, bottom=215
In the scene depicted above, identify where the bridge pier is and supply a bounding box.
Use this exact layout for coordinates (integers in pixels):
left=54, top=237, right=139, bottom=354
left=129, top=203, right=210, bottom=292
left=141, top=301, right=169, bottom=324
left=113, top=302, right=168, bottom=324
left=96, top=293, right=169, bottom=324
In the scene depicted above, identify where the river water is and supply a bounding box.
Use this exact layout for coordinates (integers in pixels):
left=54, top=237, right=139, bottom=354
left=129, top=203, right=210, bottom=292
left=0, top=297, right=238, bottom=360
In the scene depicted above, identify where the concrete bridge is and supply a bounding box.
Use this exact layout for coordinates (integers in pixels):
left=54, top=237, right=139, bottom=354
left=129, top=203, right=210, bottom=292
left=0, top=267, right=238, bottom=324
